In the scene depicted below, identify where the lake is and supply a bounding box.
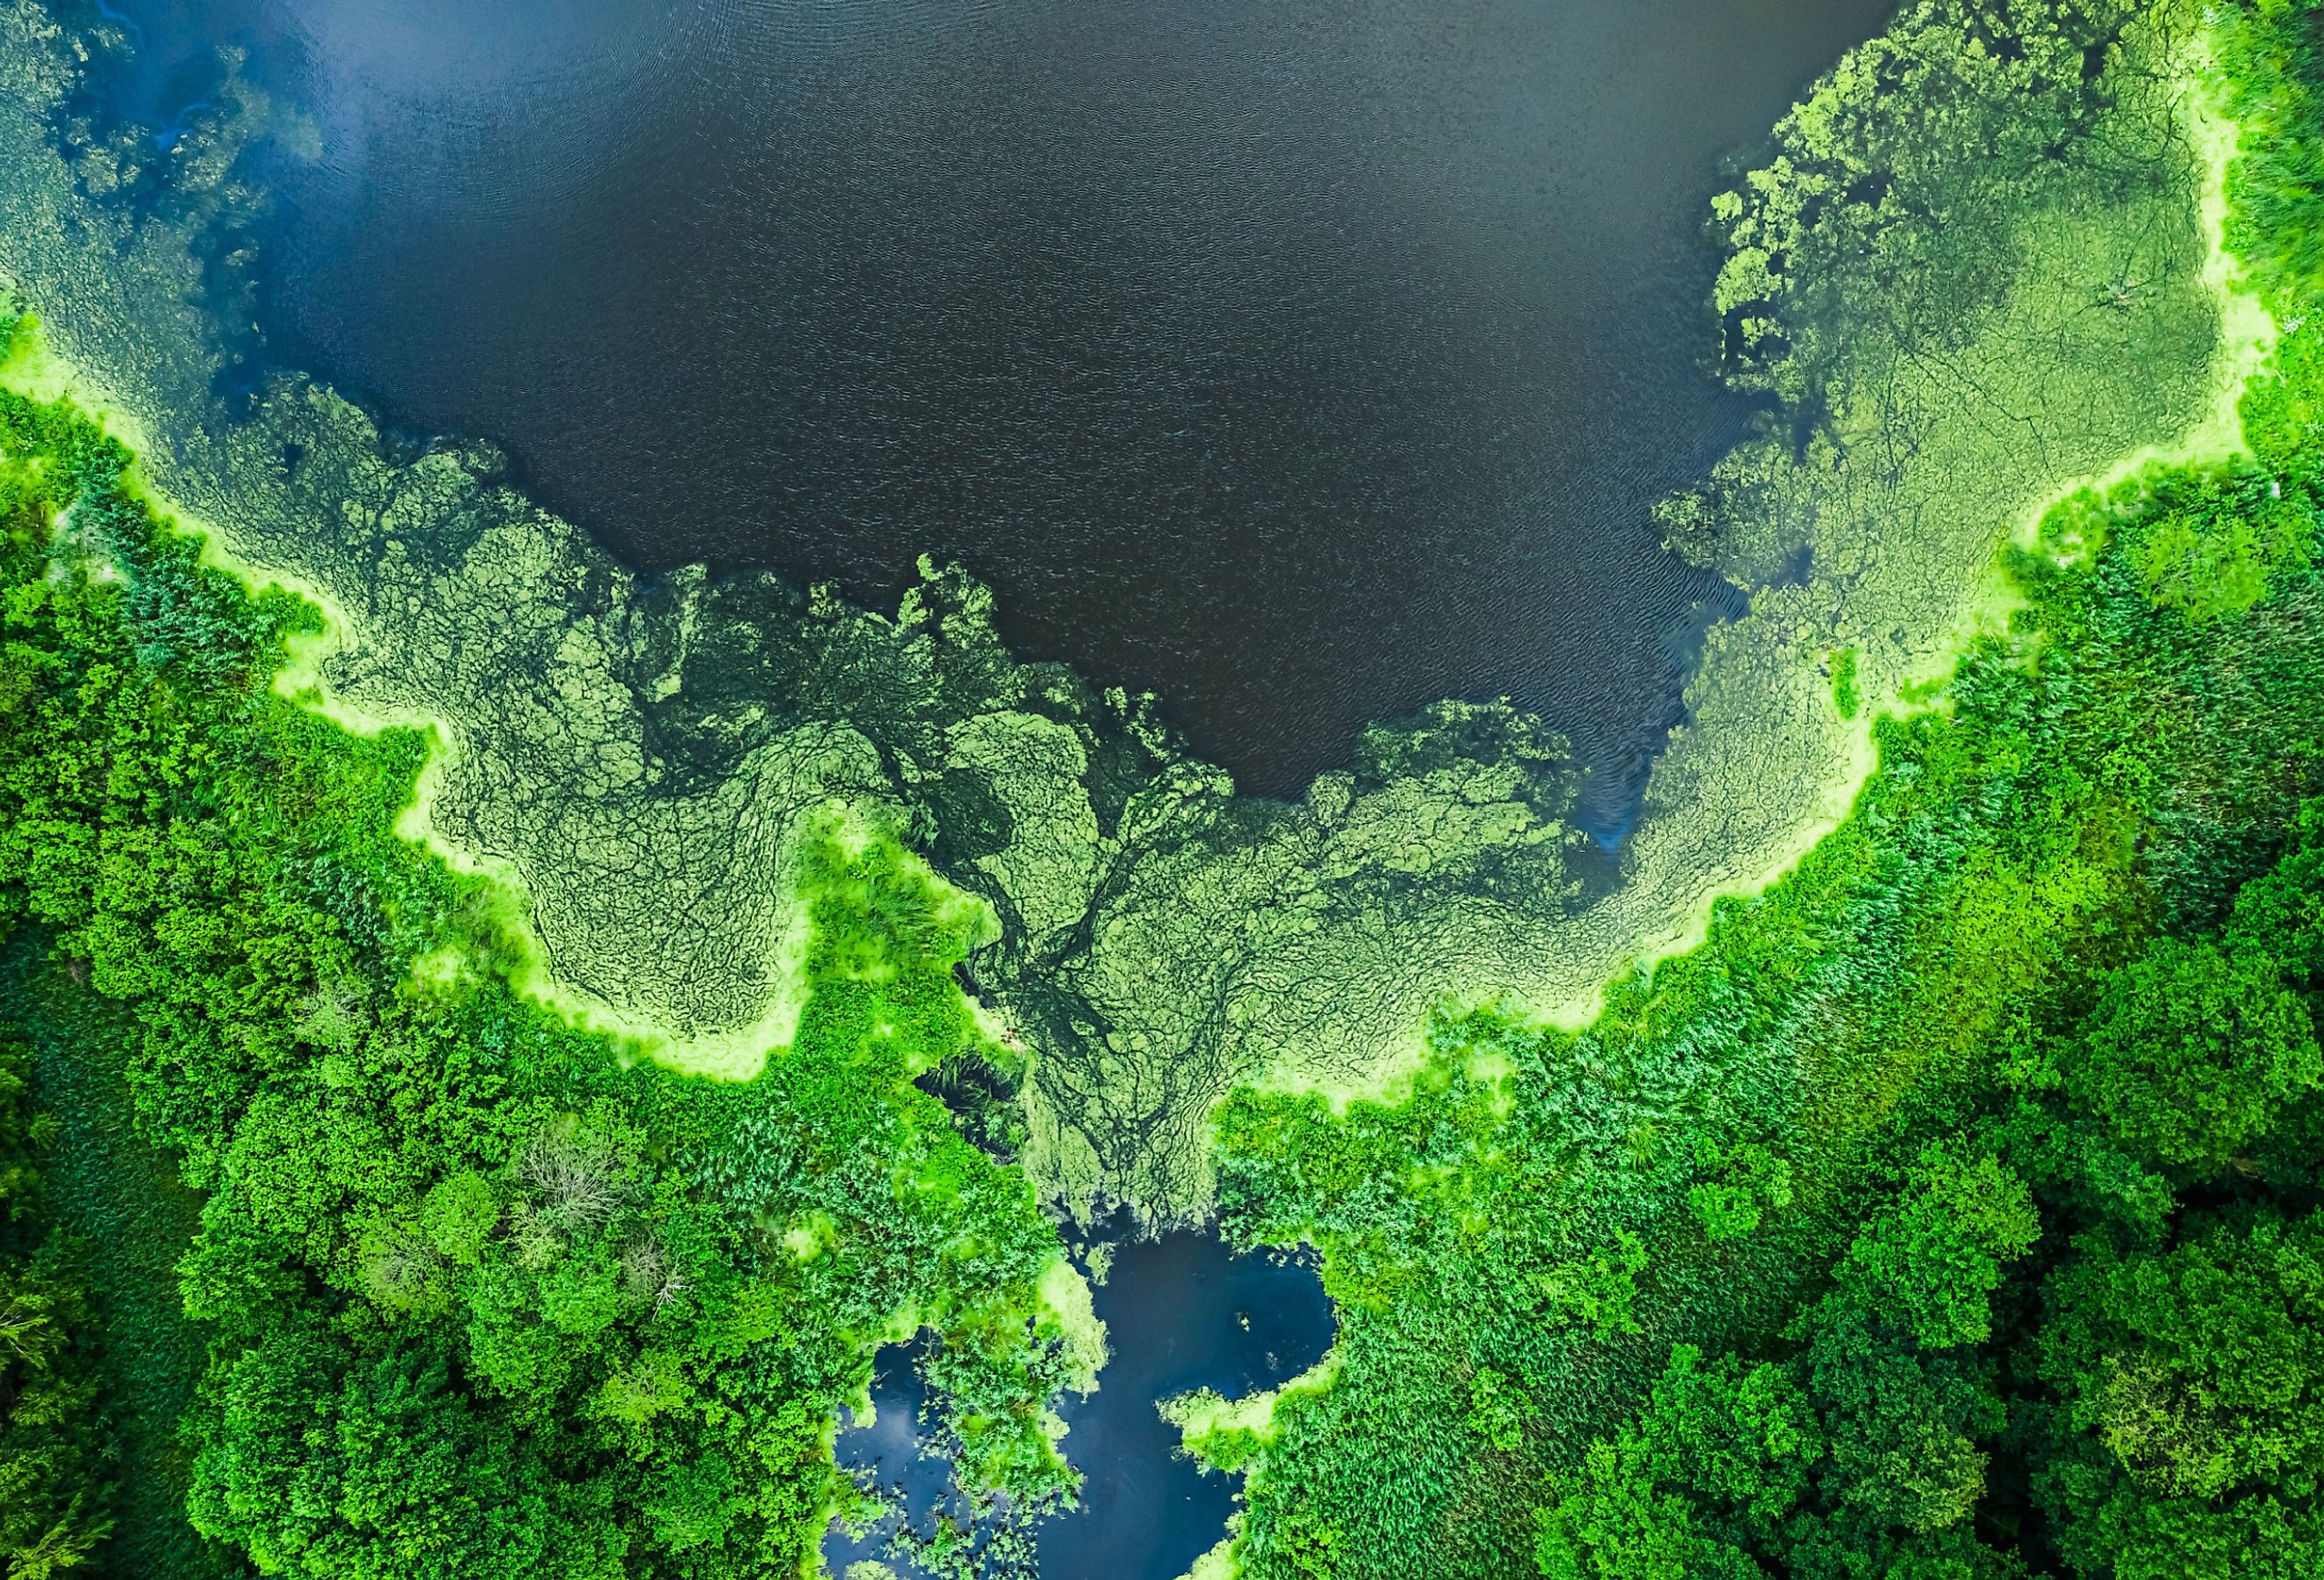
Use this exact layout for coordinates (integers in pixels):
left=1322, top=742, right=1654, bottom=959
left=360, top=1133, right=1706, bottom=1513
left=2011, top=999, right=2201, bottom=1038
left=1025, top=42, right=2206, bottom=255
left=92, top=0, right=1886, bottom=831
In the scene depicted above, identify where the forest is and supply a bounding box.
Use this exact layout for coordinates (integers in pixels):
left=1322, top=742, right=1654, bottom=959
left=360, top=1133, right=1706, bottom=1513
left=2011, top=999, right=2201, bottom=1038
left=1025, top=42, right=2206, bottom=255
left=1196, top=3, right=2324, bottom=1576
left=0, top=0, right=2321, bottom=1578
left=0, top=341, right=1101, bottom=1573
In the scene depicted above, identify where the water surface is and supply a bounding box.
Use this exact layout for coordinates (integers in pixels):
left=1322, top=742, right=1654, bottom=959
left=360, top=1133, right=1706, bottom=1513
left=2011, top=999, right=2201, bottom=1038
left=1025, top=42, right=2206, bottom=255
left=94, top=0, right=1889, bottom=828
left=828, top=1232, right=1334, bottom=1580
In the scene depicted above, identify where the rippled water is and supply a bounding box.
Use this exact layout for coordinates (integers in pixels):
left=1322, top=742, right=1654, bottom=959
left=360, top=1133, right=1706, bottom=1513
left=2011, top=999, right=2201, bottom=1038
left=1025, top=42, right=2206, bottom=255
left=96, top=0, right=1886, bottom=829
left=828, top=1231, right=1335, bottom=1580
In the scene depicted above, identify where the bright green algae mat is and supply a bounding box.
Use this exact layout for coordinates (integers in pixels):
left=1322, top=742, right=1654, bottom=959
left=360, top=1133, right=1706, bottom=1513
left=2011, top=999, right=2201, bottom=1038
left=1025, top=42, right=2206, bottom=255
left=0, top=381, right=1103, bottom=1569
left=0, top=0, right=2253, bottom=1226
left=4, top=1, right=2324, bottom=1579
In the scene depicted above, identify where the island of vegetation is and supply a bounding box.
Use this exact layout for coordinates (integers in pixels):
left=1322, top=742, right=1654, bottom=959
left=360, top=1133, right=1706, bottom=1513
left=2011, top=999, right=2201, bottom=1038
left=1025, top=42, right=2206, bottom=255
left=0, top=1, right=2320, bottom=1578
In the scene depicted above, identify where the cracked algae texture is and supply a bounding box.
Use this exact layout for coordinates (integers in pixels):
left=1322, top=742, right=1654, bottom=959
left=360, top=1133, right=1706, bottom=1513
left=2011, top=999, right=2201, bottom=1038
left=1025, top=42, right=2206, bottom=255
left=0, top=0, right=2246, bottom=1218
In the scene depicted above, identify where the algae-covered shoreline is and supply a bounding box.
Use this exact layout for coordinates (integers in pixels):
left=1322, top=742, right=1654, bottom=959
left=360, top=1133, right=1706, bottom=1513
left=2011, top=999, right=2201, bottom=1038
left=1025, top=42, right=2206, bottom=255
left=5, top=1, right=2324, bottom=1578
left=0, top=0, right=2254, bottom=1226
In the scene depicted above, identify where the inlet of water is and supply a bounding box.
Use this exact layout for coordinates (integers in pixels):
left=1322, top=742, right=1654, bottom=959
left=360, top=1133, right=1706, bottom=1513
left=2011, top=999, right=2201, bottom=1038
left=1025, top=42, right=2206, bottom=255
left=827, top=1231, right=1335, bottom=1580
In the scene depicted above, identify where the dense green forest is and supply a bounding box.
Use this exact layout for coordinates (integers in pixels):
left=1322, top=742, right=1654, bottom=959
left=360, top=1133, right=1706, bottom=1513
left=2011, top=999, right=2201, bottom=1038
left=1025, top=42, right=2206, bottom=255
left=0, top=328, right=1101, bottom=1573
left=1198, top=3, right=2324, bottom=1576
left=4, top=0, right=2324, bottom=1578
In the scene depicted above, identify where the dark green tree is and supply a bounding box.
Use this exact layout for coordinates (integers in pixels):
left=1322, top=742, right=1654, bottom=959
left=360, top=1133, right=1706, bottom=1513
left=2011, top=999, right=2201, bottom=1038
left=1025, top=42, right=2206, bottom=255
left=2062, top=938, right=2320, bottom=1174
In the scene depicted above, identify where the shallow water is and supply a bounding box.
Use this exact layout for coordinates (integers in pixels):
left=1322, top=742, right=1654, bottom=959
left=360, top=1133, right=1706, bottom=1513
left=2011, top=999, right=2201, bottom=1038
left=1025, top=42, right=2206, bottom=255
left=828, top=1231, right=1335, bottom=1580
left=94, top=0, right=1886, bottom=831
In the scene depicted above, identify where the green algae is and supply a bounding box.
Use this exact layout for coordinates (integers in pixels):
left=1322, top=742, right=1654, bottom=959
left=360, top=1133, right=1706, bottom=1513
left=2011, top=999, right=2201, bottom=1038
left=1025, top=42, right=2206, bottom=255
left=0, top=0, right=2252, bottom=1233
left=0, top=371, right=1107, bottom=1571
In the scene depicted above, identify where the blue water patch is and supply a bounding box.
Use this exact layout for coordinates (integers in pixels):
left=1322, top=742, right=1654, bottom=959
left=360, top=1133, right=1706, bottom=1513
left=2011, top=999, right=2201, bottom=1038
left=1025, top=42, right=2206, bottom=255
left=828, top=1230, right=1334, bottom=1580
left=823, top=1338, right=954, bottom=1576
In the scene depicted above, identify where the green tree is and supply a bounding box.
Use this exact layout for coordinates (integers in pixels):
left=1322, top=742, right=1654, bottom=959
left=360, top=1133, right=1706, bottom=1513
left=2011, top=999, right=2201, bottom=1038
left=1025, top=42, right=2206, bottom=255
left=420, top=1171, right=501, bottom=1265
left=2034, top=1208, right=2324, bottom=1580
left=1534, top=1345, right=1819, bottom=1580
left=1833, top=1143, right=2038, bottom=1349
left=2062, top=938, right=2321, bottom=1173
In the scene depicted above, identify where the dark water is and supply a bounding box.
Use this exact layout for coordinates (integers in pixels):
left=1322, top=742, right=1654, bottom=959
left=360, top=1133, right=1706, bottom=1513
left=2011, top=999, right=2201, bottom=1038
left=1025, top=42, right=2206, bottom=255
left=91, top=0, right=1887, bottom=829
left=828, top=1232, right=1334, bottom=1580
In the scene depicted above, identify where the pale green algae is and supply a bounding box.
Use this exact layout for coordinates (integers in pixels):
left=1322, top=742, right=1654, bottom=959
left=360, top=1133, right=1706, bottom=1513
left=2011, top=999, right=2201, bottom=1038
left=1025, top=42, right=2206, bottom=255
left=1523, top=0, right=2263, bottom=1025
left=0, top=0, right=2253, bottom=1225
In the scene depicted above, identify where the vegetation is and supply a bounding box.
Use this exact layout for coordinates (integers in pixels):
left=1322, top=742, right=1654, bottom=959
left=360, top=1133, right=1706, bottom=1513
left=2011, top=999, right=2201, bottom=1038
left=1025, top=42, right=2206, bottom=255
left=0, top=368, right=1092, bottom=1576
left=0, top=1020, right=109, bottom=1576
left=1, top=0, right=2320, bottom=1576
left=1199, top=4, right=2324, bottom=1577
